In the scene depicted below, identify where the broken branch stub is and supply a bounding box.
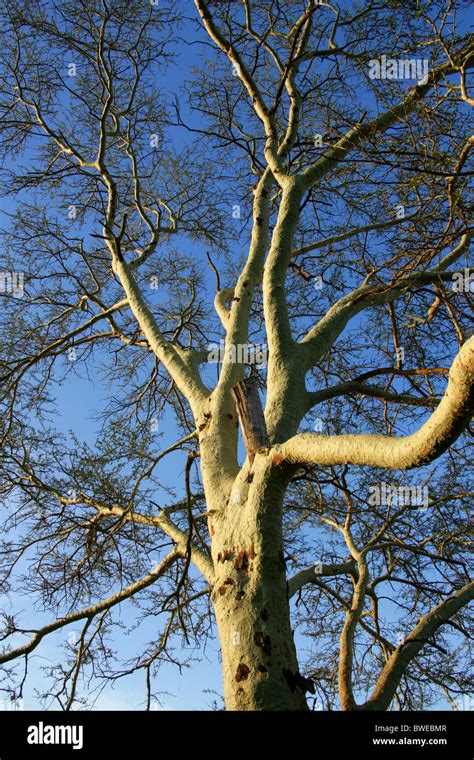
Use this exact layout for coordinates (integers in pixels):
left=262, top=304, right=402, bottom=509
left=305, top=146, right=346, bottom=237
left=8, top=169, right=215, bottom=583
left=231, top=376, right=270, bottom=463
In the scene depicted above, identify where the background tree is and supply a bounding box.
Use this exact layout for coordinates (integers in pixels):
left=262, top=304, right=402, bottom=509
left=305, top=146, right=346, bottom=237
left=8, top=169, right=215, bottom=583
left=0, top=0, right=472, bottom=711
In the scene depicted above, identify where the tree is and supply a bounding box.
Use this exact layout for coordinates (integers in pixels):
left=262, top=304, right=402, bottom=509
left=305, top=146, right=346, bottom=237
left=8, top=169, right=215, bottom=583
left=0, top=0, right=472, bottom=712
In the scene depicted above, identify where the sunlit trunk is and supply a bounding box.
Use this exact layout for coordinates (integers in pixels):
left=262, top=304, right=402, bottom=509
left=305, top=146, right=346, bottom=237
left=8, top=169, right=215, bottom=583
left=208, top=455, right=309, bottom=710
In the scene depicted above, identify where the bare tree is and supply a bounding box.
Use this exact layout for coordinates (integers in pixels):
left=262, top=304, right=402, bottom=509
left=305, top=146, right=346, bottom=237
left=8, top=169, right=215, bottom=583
left=0, top=0, right=472, bottom=711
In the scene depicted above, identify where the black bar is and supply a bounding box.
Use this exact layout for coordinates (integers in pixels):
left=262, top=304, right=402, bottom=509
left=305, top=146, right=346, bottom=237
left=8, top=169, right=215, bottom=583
left=0, top=709, right=471, bottom=758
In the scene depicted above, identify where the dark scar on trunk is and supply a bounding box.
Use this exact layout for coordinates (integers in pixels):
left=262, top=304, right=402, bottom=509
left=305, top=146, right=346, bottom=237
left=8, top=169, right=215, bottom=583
left=234, top=545, right=256, bottom=570
left=218, top=578, right=235, bottom=595
left=217, top=549, right=233, bottom=563
left=234, top=549, right=247, bottom=570
left=235, top=663, right=250, bottom=682
left=254, top=631, right=272, bottom=656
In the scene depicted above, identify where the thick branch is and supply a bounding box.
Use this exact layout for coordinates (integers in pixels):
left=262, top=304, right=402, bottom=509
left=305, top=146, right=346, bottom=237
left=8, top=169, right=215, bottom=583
left=362, top=581, right=474, bottom=710
left=288, top=559, right=356, bottom=598
left=197, top=170, right=273, bottom=495
left=272, top=336, right=474, bottom=470
left=339, top=559, right=370, bottom=711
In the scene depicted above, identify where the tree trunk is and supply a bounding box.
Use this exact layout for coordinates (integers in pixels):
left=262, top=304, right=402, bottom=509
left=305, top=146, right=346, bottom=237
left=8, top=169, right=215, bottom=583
left=208, top=454, right=310, bottom=710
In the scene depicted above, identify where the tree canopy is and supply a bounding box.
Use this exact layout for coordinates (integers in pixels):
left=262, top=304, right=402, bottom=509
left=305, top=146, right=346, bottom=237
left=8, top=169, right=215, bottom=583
left=0, top=0, right=472, bottom=711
